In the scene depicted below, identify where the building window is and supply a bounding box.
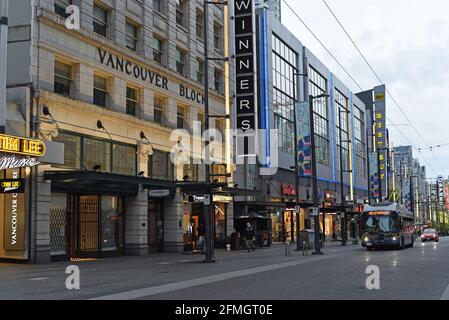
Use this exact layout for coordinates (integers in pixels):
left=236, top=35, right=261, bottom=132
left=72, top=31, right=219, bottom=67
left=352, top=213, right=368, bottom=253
left=216, top=119, right=225, bottom=141
left=126, top=86, right=138, bottom=116
left=272, top=34, right=297, bottom=155
left=177, top=106, right=186, bottom=129
left=93, top=75, right=108, bottom=107
left=93, top=4, right=108, bottom=37
left=214, top=22, right=222, bottom=51
left=151, top=36, right=163, bottom=64
left=197, top=112, right=205, bottom=135
left=55, top=0, right=72, bottom=18
left=148, top=150, right=173, bottom=180
left=53, top=131, right=81, bottom=169
left=184, top=158, right=199, bottom=182
left=308, top=66, right=329, bottom=165
left=196, top=58, right=204, bottom=84
left=354, top=106, right=366, bottom=177
left=176, top=0, right=187, bottom=28
left=214, top=68, right=222, bottom=93
left=153, top=0, right=165, bottom=14
left=154, top=97, right=165, bottom=125
left=112, top=143, right=137, bottom=176
left=125, top=22, right=138, bottom=51
left=54, top=132, right=137, bottom=175
left=176, top=48, right=186, bottom=76
left=83, top=137, right=111, bottom=172
left=196, top=9, right=204, bottom=40
left=54, top=61, right=72, bottom=97
left=335, top=89, right=349, bottom=171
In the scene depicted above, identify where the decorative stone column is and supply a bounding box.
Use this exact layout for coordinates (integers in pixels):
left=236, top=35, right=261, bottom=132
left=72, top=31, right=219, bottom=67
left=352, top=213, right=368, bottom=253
left=164, top=189, right=184, bottom=253
left=124, top=140, right=153, bottom=256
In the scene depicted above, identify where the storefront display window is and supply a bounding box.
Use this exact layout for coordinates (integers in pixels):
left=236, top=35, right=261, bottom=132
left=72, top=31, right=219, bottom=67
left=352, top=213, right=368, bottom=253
left=214, top=203, right=226, bottom=247
left=271, top=211, right=283, bottom=242
left=284, top=210, right=297, bottom=242
left=101, top=196, right=123, bottom=252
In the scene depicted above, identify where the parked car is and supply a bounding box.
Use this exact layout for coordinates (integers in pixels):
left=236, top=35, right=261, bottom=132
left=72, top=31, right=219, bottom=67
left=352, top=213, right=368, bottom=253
left=421, top=228, right=439, bottom=242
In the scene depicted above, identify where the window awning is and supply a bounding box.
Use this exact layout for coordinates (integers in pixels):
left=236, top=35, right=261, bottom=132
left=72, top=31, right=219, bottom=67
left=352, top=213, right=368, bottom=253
left=176, top=182, right=259, bottom=197
left=44, top=170, right=176, bottom=196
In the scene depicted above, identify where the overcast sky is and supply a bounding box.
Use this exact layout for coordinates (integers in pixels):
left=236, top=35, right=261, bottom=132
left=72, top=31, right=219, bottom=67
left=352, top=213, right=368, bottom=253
left=281, top=0, right=449, bottom=179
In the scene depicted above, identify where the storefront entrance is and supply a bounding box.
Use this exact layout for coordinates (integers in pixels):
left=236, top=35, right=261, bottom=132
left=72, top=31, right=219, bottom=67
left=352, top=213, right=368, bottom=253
left=148, top=199, right=164, bottom=253
left=64, top=195, right=124, bottom=260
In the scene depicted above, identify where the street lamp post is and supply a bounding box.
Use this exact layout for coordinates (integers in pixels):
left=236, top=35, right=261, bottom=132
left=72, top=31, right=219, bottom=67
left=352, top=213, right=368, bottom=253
left=309, top=93, right=329, bottom=255
left=203, top=0, right=228, bottom=263
left=292, top=72, right=307, bottom=251
left=338, top=107, right=351, bottom=246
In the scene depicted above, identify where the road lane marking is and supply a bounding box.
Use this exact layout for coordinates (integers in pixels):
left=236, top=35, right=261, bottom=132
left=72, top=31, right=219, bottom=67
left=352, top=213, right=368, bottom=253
left=441, top=282, right=449, bottom=300
left=91, top=253, right=340, bottom=300
left=29, top=277, right=48, bottom=281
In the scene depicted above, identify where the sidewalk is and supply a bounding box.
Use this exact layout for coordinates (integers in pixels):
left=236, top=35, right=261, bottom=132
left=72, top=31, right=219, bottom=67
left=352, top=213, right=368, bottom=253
left=0, top=242, right=362, bottom=299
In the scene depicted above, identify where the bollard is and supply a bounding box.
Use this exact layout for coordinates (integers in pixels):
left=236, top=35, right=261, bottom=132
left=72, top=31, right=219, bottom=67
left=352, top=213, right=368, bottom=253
left=302, top=240, right=309, bottom=256
left=285, top=241, right=291, bottom=256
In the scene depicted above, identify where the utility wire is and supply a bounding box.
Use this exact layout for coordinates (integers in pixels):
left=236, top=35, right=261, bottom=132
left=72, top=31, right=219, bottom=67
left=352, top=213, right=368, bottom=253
left=282, top=0, right=363, bottom=91
left=282, top=0, right=440, bottom=178
left=319, top=0, right=448, bottom=176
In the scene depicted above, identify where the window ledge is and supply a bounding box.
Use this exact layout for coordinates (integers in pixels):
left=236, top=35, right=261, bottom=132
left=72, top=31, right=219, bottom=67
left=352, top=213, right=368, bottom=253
left=153, top=10, right=168, bottom=21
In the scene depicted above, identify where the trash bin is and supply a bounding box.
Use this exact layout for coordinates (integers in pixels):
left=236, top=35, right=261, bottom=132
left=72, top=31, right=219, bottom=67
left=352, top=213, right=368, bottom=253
left=300, top=229, right=323, bottom=250
left=230, top=232, right=239, bottom=251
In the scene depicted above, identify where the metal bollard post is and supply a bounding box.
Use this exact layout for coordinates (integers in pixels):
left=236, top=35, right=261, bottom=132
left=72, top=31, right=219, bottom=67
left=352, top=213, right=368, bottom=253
left=285, top=241, right=291, bottom=256
left=302, top=240, right=309, bottom=256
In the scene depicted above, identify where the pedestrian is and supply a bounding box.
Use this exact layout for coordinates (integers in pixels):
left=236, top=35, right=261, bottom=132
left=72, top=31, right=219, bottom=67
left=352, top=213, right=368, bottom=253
left=244, top=222, right=256, bottom=252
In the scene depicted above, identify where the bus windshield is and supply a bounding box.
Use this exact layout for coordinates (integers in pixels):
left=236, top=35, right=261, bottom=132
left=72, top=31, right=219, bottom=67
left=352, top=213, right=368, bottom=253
left=363, top=214, right=400, bottom=234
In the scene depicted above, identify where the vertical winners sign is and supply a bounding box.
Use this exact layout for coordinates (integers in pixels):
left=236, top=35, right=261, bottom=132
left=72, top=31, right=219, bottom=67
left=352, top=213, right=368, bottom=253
left=234, top=0, right=258, bottom=157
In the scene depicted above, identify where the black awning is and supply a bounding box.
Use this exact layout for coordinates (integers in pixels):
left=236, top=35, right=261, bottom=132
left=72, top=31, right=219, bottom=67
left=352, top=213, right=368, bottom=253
left=235, top=211, right=270, bottom=220
left=216, top=187, right=260, bottom=197
left=44, top=170, right=175, bottom=196
left=176, top=181, right=228, bottom=194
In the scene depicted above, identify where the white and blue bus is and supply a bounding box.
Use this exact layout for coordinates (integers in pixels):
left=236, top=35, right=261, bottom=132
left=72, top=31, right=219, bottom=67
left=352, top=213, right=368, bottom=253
left=361, top=203, right=415, bottom=251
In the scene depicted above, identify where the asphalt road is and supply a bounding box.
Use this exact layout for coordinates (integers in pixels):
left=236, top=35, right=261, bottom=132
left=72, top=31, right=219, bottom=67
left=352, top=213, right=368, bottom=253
left=1, top=237, right=449, bottom=300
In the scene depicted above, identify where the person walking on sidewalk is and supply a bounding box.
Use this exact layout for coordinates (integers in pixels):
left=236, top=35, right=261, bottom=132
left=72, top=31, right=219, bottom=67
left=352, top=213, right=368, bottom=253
left=244, top=223, right=256, bottom=252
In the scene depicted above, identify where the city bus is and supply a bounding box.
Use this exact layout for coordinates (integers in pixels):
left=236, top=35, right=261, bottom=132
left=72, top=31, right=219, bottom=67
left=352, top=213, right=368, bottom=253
left=361, top=202, right=415, bottom=251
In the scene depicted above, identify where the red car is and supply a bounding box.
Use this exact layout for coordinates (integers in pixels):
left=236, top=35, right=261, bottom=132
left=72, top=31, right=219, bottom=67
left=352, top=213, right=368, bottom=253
left=421, top=229, right=439, bottom=242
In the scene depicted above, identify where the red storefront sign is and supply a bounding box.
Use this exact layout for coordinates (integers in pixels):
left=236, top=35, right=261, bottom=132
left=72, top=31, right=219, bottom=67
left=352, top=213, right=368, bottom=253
left=324, top=191, right=335, bottom=207
left=281, top=184, right=297, bottom=196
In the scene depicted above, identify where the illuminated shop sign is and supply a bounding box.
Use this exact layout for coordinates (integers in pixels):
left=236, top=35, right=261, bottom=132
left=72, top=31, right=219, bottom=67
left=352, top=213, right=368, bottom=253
left=0, top=134, right=46, bottom=157
left=437, top=175, right=444, bottom=206
left=374, top=85, right=387, bottom=199
left=0, top=179, right=25, bottom=194
left=2, top=169, right=26, bottom=254
left=234, top=0, right=258, bottom=156
left=281, top=184, right=296, bottom=196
